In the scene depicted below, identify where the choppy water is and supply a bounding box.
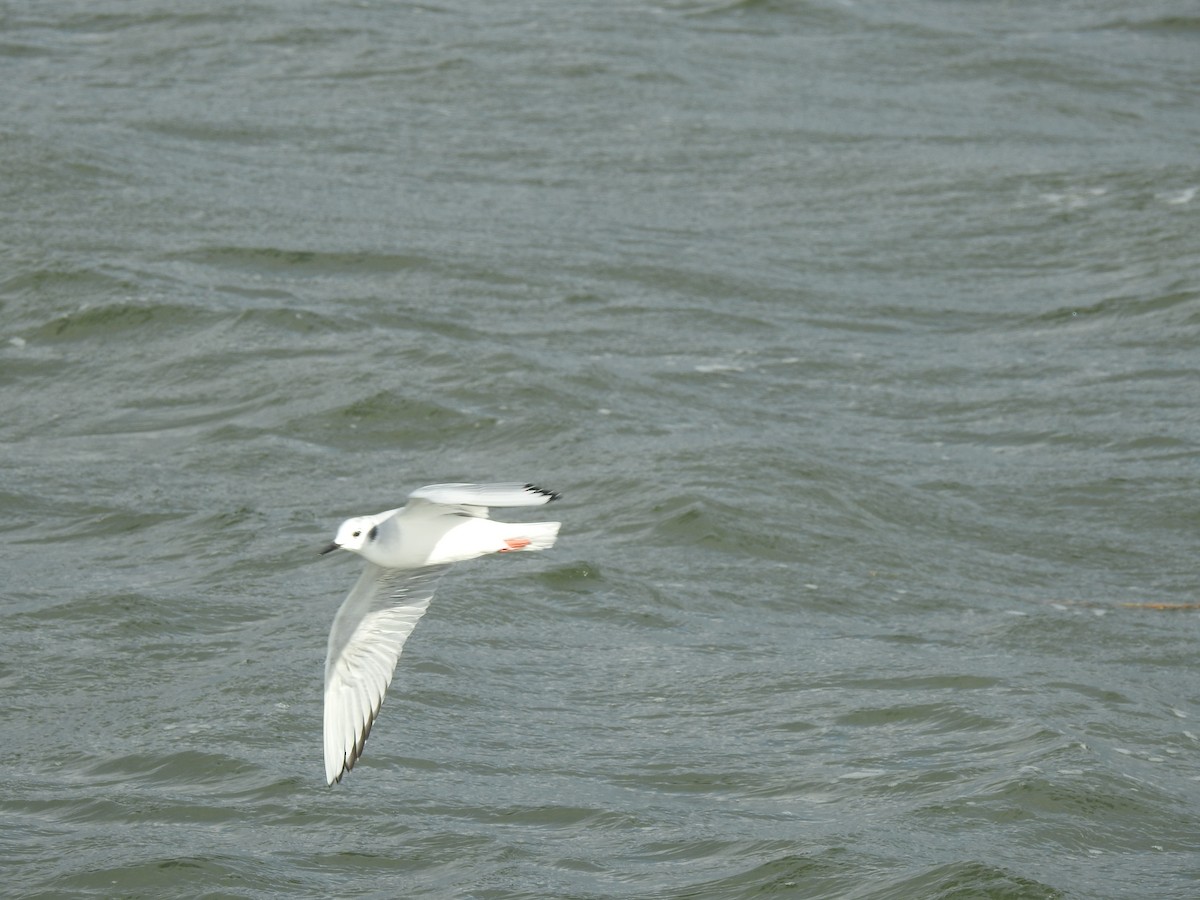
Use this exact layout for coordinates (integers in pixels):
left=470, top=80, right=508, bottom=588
left=3, top=1, right=1199, bottom=897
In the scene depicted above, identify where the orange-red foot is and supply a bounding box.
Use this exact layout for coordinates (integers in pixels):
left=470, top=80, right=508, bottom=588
left=499, top=536, right=532, bottom=552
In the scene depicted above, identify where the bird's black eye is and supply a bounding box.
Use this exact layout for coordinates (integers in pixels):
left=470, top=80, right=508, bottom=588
left=351, top=530, right=361, bottom=538
left=368, top=526, right=378, bottom=541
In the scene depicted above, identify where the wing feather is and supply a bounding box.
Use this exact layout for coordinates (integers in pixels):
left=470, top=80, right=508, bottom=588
left=323, top=563, right=448, bottom=785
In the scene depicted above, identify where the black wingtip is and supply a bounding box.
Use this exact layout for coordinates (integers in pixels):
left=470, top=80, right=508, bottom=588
left=524, top=483, right=562, bottom=502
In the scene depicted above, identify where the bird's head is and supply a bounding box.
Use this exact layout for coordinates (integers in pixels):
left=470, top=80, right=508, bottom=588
left=320, top=516, right=380, bottom=557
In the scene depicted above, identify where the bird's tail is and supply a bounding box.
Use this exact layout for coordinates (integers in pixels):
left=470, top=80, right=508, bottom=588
left=498, top=521, right=560, bottom=552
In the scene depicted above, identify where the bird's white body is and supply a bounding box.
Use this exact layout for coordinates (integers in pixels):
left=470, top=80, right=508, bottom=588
left=320, top=482, right=561, bottom=785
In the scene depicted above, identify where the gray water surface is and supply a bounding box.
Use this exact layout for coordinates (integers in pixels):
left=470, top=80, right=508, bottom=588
left=2, top=2, right=1199, bottom=897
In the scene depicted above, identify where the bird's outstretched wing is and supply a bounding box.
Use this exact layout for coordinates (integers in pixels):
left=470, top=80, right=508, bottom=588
left=406, top=482, right=561, bottom=513
left=323, top=563, right=448, bottom=785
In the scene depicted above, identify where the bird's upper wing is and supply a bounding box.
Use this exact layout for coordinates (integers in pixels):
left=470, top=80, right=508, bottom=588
left=323, top=563, right=449, bottom=785
left=404, top=483, right=561, bottom=519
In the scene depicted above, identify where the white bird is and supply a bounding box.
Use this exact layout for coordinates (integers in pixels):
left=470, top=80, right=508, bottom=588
left=318, top=482, right=562, bottom=785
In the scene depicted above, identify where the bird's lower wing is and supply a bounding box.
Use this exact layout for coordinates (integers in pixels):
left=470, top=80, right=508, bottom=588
left=323, top=563, right=448, bottom=785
